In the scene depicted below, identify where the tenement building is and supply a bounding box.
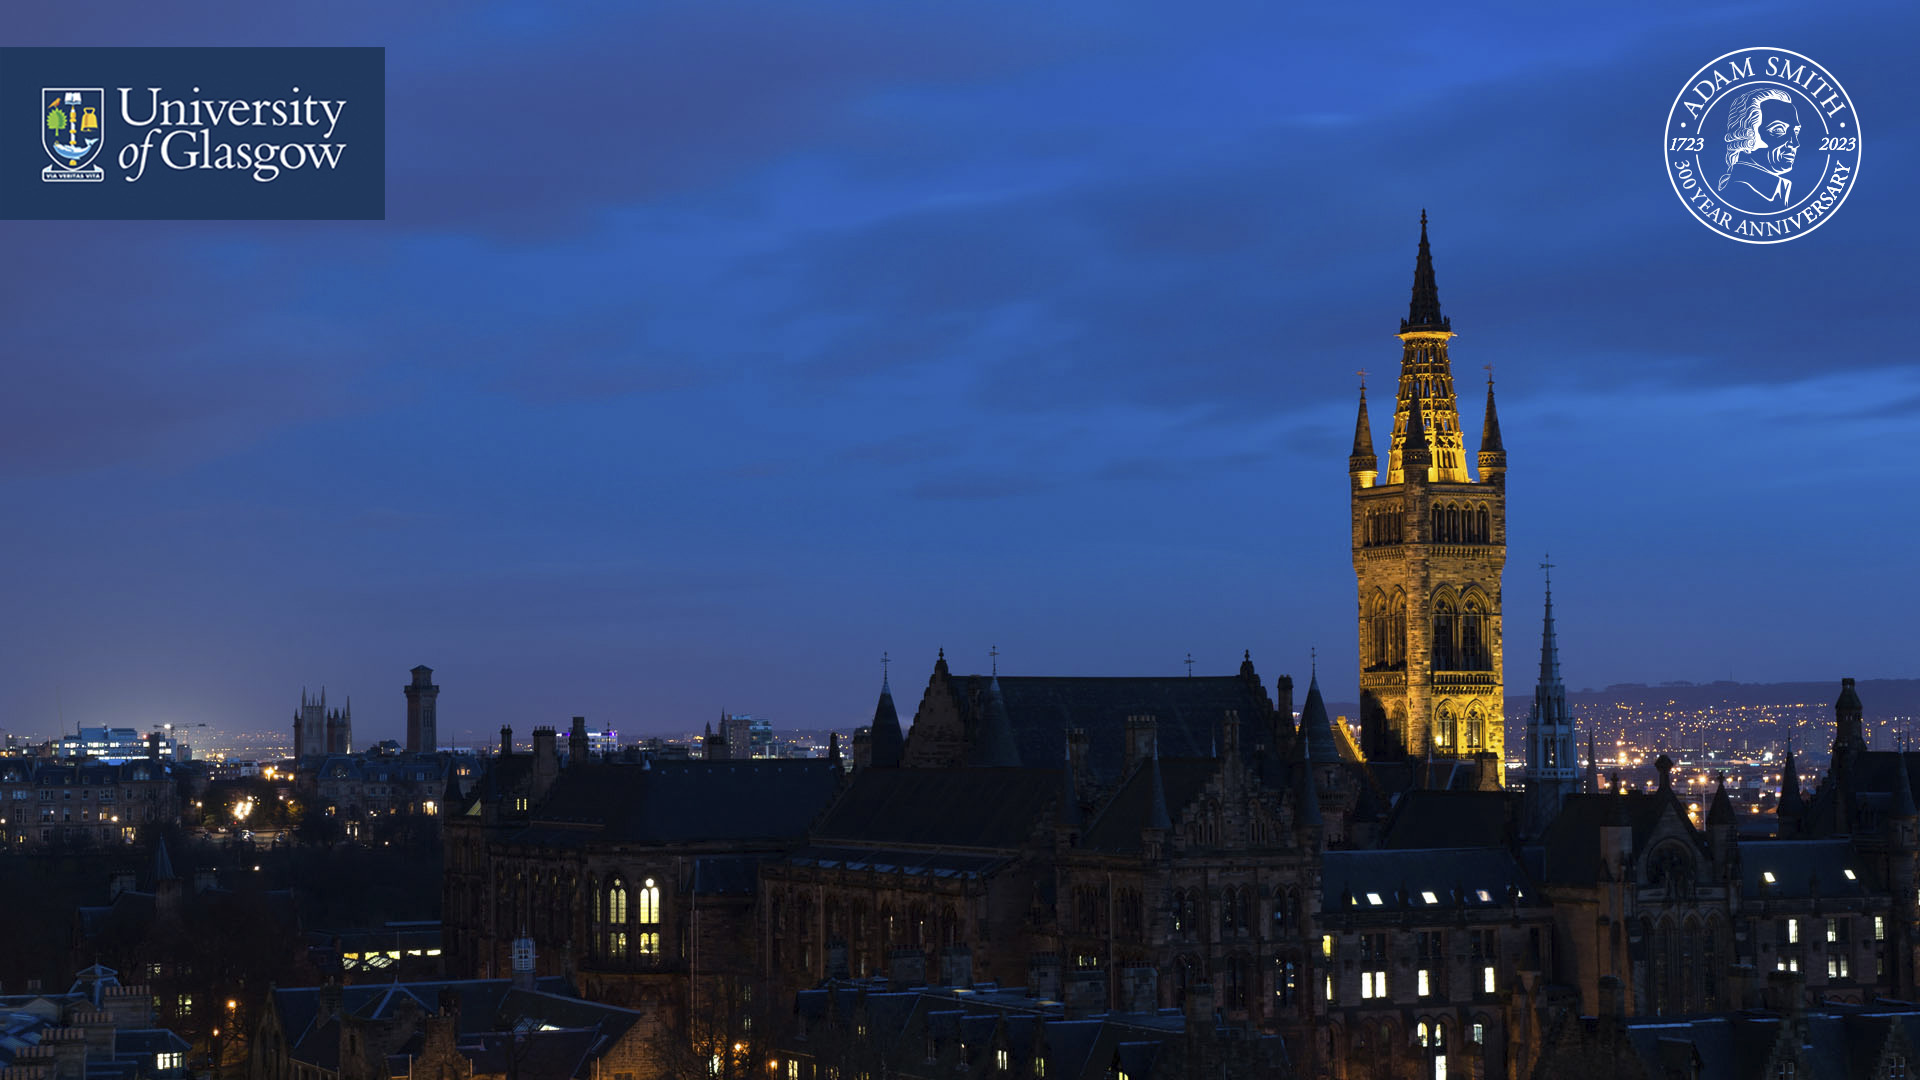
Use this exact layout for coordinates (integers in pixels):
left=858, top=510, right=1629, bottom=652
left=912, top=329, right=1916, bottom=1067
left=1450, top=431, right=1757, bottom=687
left=440, top=218, right=1920, bottom=1080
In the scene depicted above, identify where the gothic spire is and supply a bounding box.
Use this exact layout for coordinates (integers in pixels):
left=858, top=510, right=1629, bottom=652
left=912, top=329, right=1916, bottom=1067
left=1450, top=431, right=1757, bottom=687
left=1300, top=670, right=1339, bottom=764
left=868, top=665, right=904, bottom=769
left=1480, top=374, right=1505, bottom=454
left=1400, top=388, right=1432, bottom=480
left=970, top=674, right=1022, bottom=767
left=1779, top=751, right=1804, bottom=819
left=1349, top=382, right=1377, bottom=477
left=1401, top=210, right=1450, bottom=334
left=1539, top=561, right=1562, bottom=688
left=1707, top=774, right=1734, bottom=826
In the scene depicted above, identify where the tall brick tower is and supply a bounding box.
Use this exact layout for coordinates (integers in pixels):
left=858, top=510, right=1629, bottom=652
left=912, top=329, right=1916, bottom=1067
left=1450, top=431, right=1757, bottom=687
left=1350, top=213, right=1507, bottom=774
left=405, top=666, right=440, bottom=753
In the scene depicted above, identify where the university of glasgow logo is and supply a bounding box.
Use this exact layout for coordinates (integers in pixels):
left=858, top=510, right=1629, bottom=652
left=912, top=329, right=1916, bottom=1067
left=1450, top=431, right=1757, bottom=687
left=42, top=87, right=105, bottom=182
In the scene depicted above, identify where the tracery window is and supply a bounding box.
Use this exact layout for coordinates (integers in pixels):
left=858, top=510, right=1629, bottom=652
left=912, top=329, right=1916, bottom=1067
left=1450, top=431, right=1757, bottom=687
left=638, top=877, right=660, bottom=957
left=605, top=877, right=629, bottom=960
left=1433, top=597, right=1458, bottom=671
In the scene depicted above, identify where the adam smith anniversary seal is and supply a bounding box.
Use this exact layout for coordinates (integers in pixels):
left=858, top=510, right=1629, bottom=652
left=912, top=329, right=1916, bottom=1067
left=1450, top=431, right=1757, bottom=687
left=1664, top=48, right=1859, bottom=244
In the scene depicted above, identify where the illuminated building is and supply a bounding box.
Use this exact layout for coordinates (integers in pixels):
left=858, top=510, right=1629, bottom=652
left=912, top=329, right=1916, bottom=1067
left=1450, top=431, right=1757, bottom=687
left=1349, top=213, right=1507, bottom=773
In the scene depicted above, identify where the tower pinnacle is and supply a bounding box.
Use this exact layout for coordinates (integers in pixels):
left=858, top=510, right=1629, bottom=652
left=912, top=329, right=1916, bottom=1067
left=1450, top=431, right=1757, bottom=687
left=1349, top=380, right=1378, bottom=483
left=1401, top=209, right=1450, bottom=334
left=1479, top=370, right=1507, bottom=481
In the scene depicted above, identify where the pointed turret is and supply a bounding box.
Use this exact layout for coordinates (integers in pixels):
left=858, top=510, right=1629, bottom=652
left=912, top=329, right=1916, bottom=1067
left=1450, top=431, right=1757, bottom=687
left=1779, top=750, right=1805, bottom=832
left=152, top=837, right=177, bottom=884
left=1300, top=671, right=1339, bottom=764
left=1292, top=720, right=1323, bottom=827
left=1894, top=753, right=1917, bottom=820
left=970, top=675, right=1022, bottom=767
left=1399, top=390, right=1432, bottom=483
left=1401, top=210, right=1450, bottom=333
left=1145, top=741, right=1172, bottom=831
left=1058, top=734, right=1082, bottom=828
left=868, top=667, right=904, bottom=769
left=1834, top=677, right=1866, bottom=760
left=1349, top=384, right=1378, bottom=485
left=1708, top=776, right=1735, bottom=826
left=1478, top=374, right=1506, bottom=482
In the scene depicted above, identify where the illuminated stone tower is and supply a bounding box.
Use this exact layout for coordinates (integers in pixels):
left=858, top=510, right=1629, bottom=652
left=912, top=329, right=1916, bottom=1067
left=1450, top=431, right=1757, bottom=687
left=1349, top=213, right=1507, bottom=773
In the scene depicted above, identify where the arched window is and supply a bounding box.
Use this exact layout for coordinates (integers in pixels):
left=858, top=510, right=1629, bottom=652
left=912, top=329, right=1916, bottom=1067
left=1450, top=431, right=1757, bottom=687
left=1432, top=507, right=1444, bottom=539
left=1436, top=704, right=1457, bottom=750
left=638, top=877, right=660, bottom=957
left=1477, top=506, right=1490, bottom=543
left=1433, top=596, right=1458, bottom=671
left=1465, top=708, right=1483, bottom=749
left=1368, top=592, right=1388, bottom=670
left=1461, top=596, right=1487, bottom=670
left=605, top=878, right=629, bottom=960
left=1445, top=506, right=1459, bottom=543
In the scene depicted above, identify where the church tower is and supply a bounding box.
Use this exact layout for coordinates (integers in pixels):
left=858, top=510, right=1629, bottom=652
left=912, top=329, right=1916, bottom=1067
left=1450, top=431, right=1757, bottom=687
left=1523, top=561, right=1576, bottom=833
left=1350, top=213, right=1508, bottom=773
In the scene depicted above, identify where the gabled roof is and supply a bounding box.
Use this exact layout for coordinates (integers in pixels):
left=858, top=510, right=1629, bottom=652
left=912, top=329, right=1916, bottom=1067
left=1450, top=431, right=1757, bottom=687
left=1740, top=839, right=1873, bottom=899
left=1320, top=847, right=1535, bottom=914
left=1537, top=792, right=1690, bottom=885
left=1378, top=790, right=1515, bottom=849
left=513, top=760, right=840, bottom=846
left=1080, top=758, right=1218, bottom=853
left=812, top=767, right=1058, bottom=850
left=941, top=673, right=1273, bottom=782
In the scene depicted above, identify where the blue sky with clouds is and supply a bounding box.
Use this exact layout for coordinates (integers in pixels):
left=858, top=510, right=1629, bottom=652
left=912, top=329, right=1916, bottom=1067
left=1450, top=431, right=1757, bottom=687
left=2, top=1, right=1916, bottom=744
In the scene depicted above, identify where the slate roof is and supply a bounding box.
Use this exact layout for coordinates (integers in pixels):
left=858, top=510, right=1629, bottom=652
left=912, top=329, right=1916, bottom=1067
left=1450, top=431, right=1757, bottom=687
left=1536, top=792, right=1688, bottom=886
left=810, top=767, right=1058, bottom=850
left=1080, top=758, right=1218, bottom=853
left=1378, top=789, right=1515, bottom=849
left=1739, top=839, right=1874, bottom=899
left=1320, top=848, right=1535, bottom=914
left=941, top=674, right=1273, bottom=782
left=506, top=760, right=840, bottom=846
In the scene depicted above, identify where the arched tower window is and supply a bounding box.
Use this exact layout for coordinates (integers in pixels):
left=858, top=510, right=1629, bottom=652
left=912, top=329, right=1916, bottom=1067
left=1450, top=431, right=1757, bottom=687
left=1476, top=505, right=1490, bottom=543
left=605, top=877, right=629, bottom=960
left=1461, top=595, right=1487, bottom=670
left=1465, top=707, right=1484, bottom=749
left=638, top=877, right=660, bottom=957
left=1436, top=704, right=1457, bottom=750
left=1368, top=591, right=1388, bottom=670
left=1433, top=596, right=1458, bottom=671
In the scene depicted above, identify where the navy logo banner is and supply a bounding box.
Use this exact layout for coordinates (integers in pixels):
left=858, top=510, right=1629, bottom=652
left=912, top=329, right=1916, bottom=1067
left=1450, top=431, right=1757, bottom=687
left=1, top=47, right=384, bottom=220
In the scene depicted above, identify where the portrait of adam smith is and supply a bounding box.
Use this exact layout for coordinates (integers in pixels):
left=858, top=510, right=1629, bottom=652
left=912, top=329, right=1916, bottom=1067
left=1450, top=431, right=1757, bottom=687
left=1717, top=86, right=1801, bottom=211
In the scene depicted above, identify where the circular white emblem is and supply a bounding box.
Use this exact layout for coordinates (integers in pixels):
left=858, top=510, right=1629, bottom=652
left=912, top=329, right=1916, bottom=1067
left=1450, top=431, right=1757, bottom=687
left=1664, top=48, right=1860, bottom=244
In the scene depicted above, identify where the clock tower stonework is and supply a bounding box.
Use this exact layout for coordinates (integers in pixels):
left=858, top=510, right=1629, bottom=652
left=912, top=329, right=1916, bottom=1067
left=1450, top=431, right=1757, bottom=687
left=1349, top=214, right=1507, bottom=776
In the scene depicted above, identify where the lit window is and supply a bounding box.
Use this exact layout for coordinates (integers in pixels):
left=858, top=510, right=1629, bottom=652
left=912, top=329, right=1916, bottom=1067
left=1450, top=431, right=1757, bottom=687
left=1366, top=892, right=1384, bottom=906
left=1844, top=869, right=1857, bottom=880
left=1763, top=871, right=1777, bottom=884
left=1472, top=1023, right=1484, bottom=1044
left=1417, top=969, right=1430, bottom=997
left=1321, top=935, right=1333, bottom=957
left=1475, top=889, right=1492, bottom=902
left=1417, top=1022, right=1429, bottom=1047
left=1036, top=1060, right=1045, bottom=1078
left=788, top=1063, right=799, bottom=1080
left=1788, top=919, right=1799, bottom=944
left=1324, top=975, right=1334, bottom=1002
left=1421, top=891, right=1438, bottom=905
left=995, top=1049, right=1009, bottom=1071
left=1827, top=919, right=1838, bottom=944
left=156, top=1053, right=183, bottom=1071
left=1877, top=916, right=1887, bottom=942
left=1482, top=966, right=1495, bottom=993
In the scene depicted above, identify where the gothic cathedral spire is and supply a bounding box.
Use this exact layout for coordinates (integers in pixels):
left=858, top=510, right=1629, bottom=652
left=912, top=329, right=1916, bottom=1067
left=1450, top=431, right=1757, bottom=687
left=1524, top=560, right=1576, bottom=834
left=1351, top=213, right=1508, bottom=775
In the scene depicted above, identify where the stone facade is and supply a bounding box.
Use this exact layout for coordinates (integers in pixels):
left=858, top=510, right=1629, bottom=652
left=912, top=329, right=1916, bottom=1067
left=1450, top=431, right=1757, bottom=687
left=1351, top=214, right=1507, bottom=771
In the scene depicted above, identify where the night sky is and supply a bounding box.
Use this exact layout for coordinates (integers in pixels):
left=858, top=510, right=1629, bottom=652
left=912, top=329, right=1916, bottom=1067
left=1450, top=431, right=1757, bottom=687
left=3, top=2, right=1916, bottom=745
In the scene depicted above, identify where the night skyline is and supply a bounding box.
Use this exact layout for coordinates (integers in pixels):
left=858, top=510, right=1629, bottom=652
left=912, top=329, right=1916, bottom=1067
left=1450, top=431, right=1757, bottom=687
left=3, top=1, right=1917, bottom=744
